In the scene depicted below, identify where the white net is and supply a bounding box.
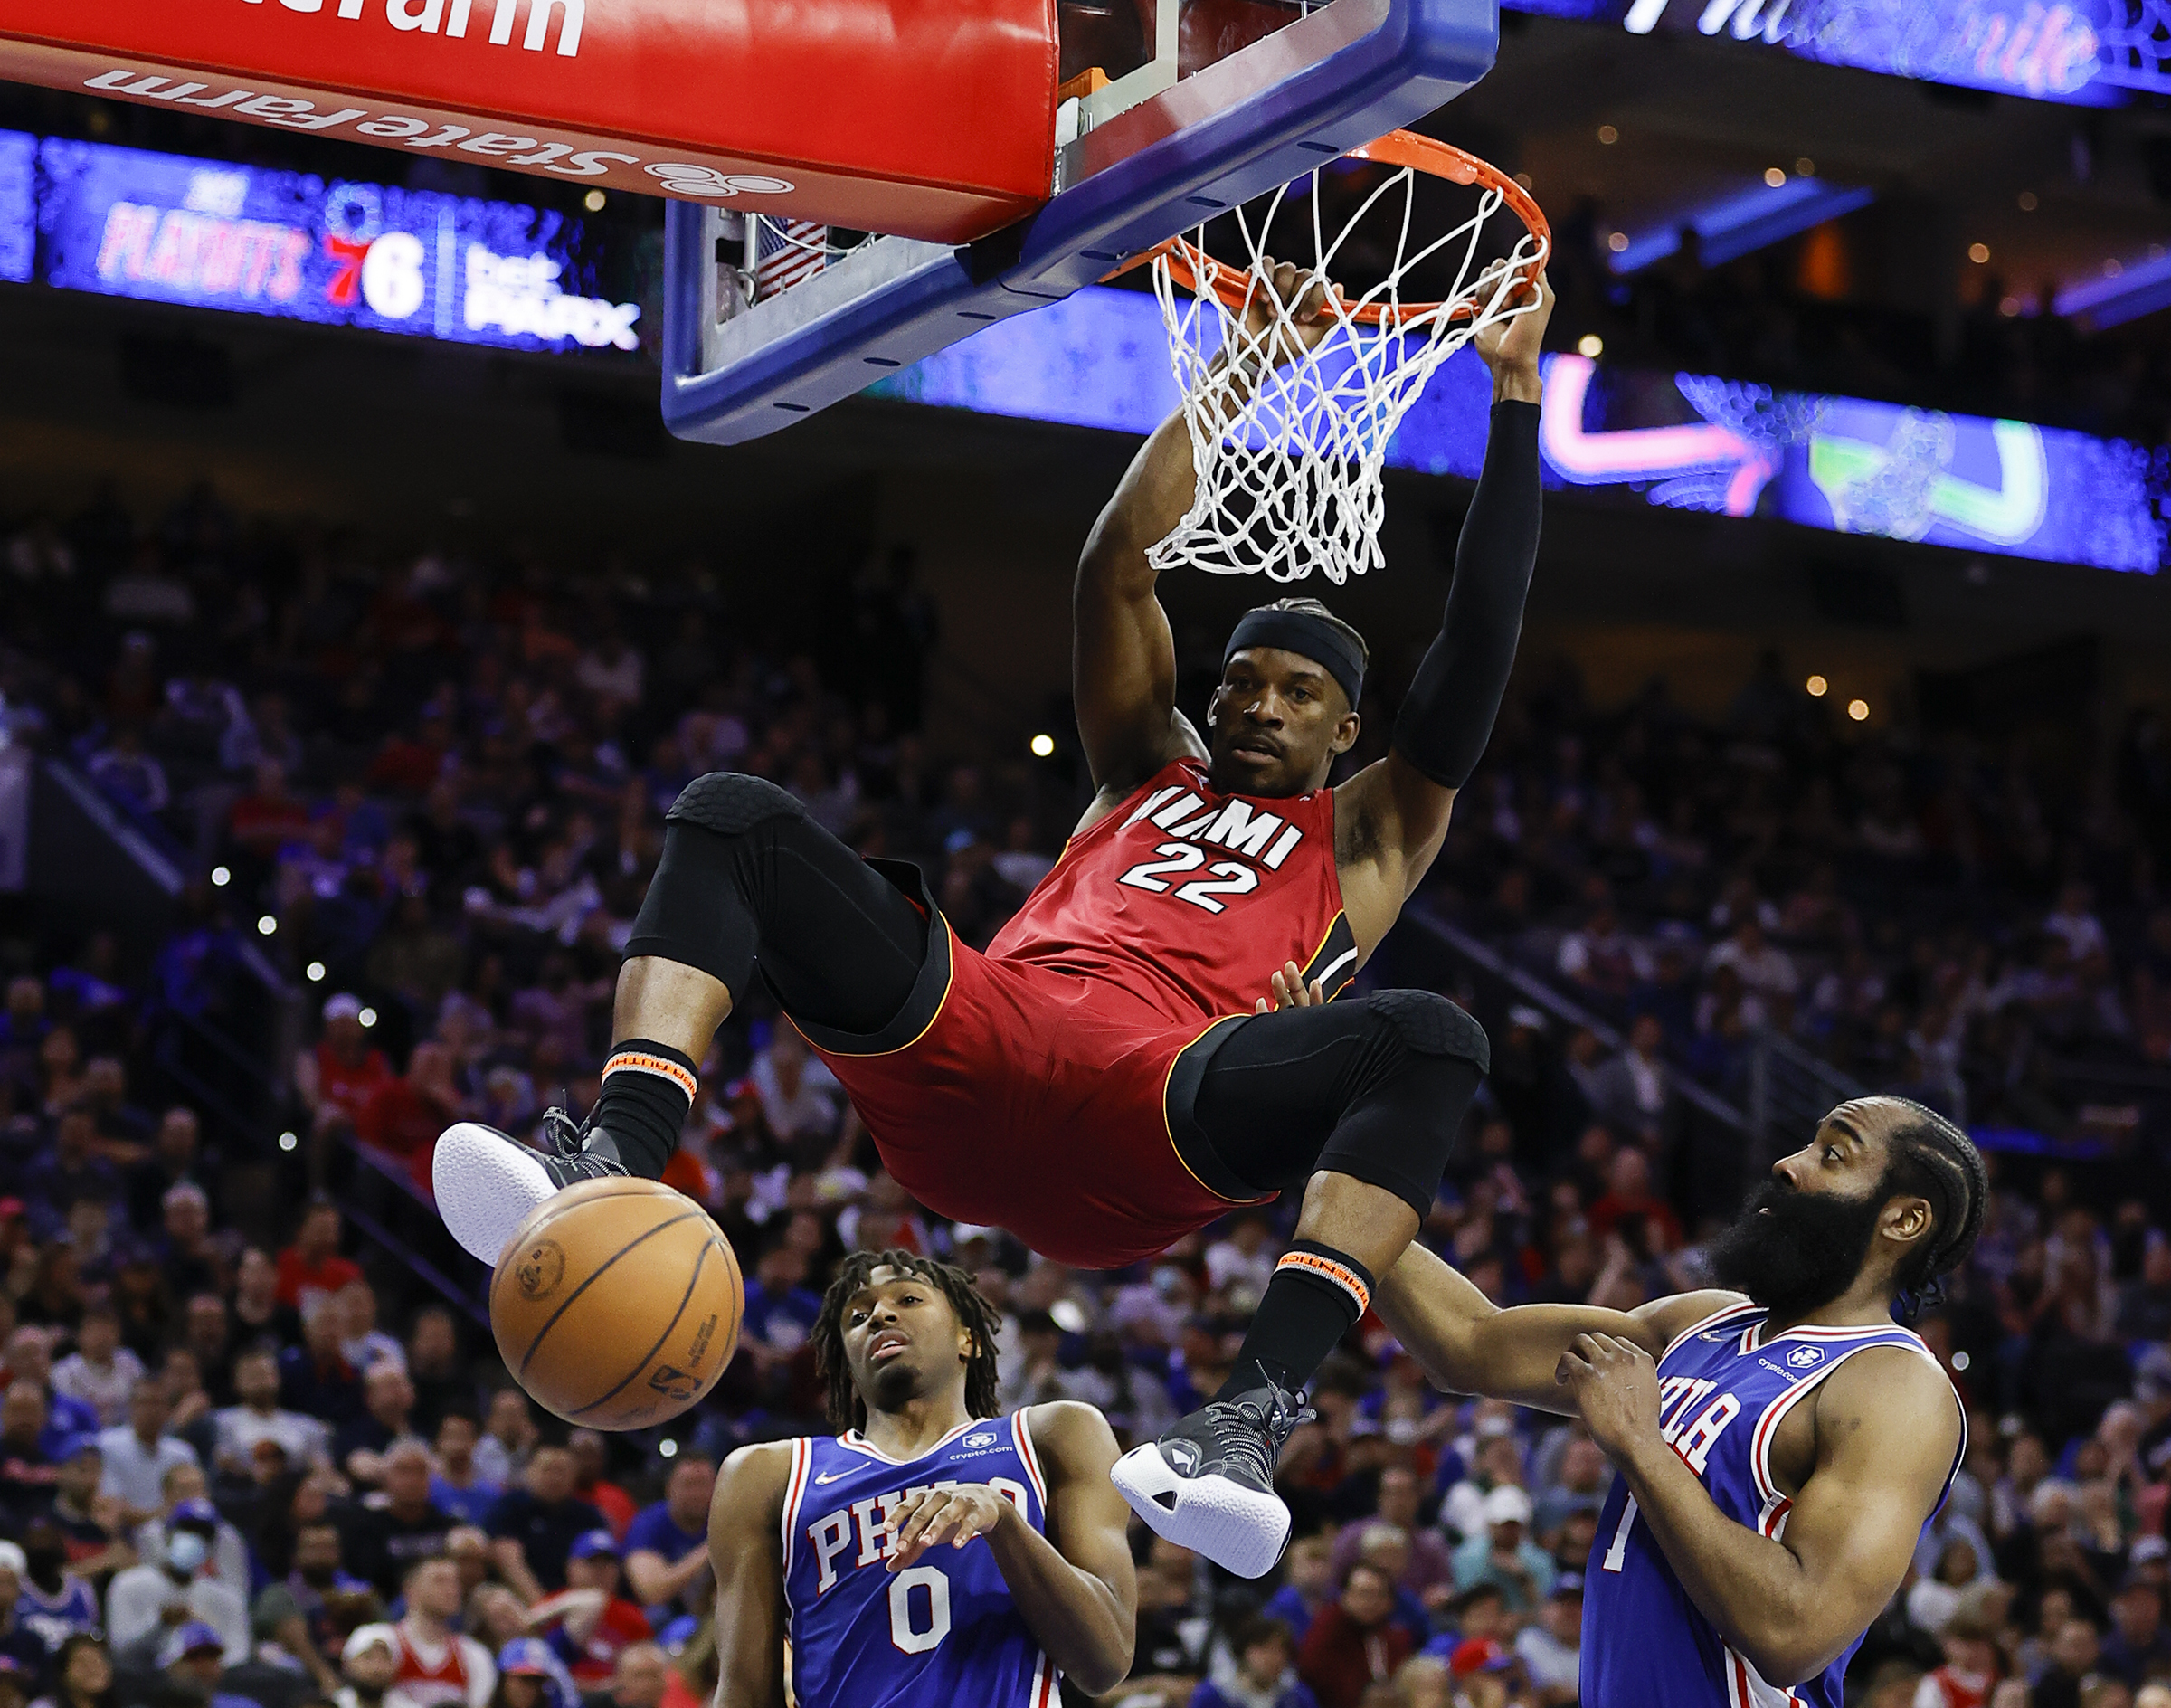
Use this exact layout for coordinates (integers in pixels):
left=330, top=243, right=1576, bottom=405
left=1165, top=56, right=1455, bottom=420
left=1147, top=148, right=1548, bottom=586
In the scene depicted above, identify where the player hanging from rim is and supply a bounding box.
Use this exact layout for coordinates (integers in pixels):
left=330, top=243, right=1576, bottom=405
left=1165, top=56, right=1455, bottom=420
left=706, top=1250, right=1135, bottom=1708
left=1362, top=1087, right=1985, bottom=1708
left=434, top=268, right=1556, bottom=1579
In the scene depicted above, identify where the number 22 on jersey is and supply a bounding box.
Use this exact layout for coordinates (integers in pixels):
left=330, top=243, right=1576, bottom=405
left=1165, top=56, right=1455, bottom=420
left=1117, top=841, right=1261, bottom=914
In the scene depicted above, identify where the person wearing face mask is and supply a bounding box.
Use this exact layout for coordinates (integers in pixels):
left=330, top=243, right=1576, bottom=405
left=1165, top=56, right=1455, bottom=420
left=102, top=1503, right=247, bottom=1659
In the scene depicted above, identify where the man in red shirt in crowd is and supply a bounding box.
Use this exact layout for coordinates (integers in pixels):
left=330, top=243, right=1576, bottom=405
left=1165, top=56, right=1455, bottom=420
left=294, top=995, right=393, bottom=1150
left=275, top=1201, right=361, bottom=1317
left=1297, top=1561, right=1411, bottom=1708
left=1584, top=1146, right=1684, bottom=1251
left=227, top=762, right=311, bottom=860
left=533, top=1530, right=651, bottom=1685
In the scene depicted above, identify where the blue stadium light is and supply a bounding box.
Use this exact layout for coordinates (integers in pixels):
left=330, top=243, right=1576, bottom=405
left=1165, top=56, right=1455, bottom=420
left=2054, top=249, right=2171, bottom=329
left=1607, top=176, right=1878, bottom=274
left=210, top=866, right=231, bottom=887
left=256, top=915, right=277, bottom=935
left=278, top=1132, right=299, bottom=1152
left=306, top=961, right=327, bottom=982
left=659, top=1439, right=679, bottom=1459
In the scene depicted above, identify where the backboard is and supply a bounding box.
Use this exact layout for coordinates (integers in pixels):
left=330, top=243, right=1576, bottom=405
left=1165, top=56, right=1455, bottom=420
left=663, top=0, right=1501, bottom=445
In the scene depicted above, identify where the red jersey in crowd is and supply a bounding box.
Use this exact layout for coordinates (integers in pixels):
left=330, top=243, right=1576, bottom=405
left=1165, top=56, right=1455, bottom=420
left=390, top=1620, right=490, bottom=1708
left=556, top=1597, right=652, bottom=1683
left=1916, top=1665, right=1996, bottom=1708
left=313, top=1038, right=394, bottom=1127
left=277, top=1246, right=362, bottom=1313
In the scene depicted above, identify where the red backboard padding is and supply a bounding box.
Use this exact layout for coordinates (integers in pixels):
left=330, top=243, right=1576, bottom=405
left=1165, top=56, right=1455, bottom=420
left=0, top=0, right=1059, bottom=243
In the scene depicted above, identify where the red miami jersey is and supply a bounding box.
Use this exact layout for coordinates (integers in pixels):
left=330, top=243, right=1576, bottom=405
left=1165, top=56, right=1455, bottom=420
left=801, top=758, right=1360, bottom=1267
left=987, top=757, right=1355, bottom=1021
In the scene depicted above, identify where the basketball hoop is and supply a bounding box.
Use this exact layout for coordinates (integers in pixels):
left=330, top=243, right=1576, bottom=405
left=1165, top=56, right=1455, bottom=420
left=1134, top=131, right=1550, bottom=586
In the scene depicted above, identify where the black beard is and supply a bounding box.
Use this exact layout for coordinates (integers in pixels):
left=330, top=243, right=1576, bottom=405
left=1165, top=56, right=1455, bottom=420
left=1708, top=1178, right=1884, bottom=1322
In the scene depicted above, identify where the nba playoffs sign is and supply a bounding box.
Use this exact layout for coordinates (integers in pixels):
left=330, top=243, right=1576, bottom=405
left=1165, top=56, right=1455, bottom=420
left=1504, top=0, right=2167, bottom=105
left=0, top=130, right=640, bottom=352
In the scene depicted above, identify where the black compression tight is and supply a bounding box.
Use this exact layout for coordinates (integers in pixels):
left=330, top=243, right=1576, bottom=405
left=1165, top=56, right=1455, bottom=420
left=624, top=774, right=926, bottom=1036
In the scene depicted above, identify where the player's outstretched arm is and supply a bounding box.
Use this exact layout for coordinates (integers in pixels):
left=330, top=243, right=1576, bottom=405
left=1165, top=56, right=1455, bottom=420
left=1559, top=1333, right=1961, bottom=1687
left=1375, top=1241, right=1674, bottom=1413
left=1073, top=260, right=1332, bottom=822
left=886, top=1402, right=1137, bottom=1694
left=1334, top=273, right=1552, bottom=952
left=708, top=1443, right=792, bottom=1708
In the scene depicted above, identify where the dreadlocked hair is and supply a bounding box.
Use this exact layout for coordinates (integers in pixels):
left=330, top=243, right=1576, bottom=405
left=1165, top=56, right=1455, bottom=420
left=811, top=1248, right=1004, bottom=1435
left=1873, top=1097, right=1988, bottom=1323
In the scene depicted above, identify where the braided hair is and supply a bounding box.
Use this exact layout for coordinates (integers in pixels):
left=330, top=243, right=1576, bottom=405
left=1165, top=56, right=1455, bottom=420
left=1872, top=1097, right=1988, bottom=1321
left=811, top=1249, right=1004, bottom=1434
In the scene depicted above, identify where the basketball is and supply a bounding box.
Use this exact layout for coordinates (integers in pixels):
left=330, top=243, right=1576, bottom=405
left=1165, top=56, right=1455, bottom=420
left=488, top=1179, right=742, bottom=1430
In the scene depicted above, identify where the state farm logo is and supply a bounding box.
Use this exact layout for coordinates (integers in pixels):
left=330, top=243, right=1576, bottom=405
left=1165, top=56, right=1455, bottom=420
left=85, top=68, right=799, bottom=202
left=242, top=0, right=590, bottom=61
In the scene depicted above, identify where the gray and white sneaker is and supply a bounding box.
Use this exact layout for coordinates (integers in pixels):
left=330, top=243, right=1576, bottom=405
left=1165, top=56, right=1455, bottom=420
left=1110, top=1379, right=1304, bottom=1580
left=431, top=1109, right=628, bottom=1265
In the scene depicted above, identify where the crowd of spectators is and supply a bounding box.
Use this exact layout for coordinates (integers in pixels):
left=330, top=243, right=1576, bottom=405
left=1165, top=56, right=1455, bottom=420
left=1405, top=644, right=2171, bottom=1174
left=3, top=471, right=2171, bottom=1708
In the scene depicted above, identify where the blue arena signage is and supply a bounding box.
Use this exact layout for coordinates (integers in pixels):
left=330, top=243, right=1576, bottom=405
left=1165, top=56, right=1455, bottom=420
left=0, top=128, right=639, bottom=352
left=1502, top=0, right=2166, bottom=107
left=873, top=287, right=2169, bottom=575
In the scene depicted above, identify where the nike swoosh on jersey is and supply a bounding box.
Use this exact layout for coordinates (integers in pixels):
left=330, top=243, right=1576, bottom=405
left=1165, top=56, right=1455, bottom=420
left=814, top=1471, right=851, bottom=1484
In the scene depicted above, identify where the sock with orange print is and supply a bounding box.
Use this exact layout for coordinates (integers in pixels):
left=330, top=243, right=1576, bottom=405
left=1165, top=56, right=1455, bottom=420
left=588, top=1040, right=698, bottom=1177
left=1215, top=1239, right=1375, bottom=1401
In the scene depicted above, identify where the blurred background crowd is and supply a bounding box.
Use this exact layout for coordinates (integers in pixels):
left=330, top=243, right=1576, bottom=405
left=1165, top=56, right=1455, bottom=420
left=2, top=476, right=2170, bottom=1708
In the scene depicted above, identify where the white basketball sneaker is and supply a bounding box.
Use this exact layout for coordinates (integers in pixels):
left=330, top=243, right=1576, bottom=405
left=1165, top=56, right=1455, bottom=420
left=431, top=1111, right=629, bottom=1265
left=1110, top=1379, right=1304, bottom=1580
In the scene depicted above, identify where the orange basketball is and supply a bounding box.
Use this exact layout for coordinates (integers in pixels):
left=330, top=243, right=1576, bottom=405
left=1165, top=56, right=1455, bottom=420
left=488, top=1178, right=742, bottom=1430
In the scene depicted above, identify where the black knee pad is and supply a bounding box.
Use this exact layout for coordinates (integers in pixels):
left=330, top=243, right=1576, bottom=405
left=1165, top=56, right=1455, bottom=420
left=1319, top=992, right=1488, bottom=1219
left=1368, top=989, right=1491, bottom=1076
left=666, top=772, right=804, bottom=836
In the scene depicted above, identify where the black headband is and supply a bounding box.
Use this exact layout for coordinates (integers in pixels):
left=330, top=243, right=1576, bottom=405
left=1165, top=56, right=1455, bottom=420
left=1224, top=609, right=1364, bottom=711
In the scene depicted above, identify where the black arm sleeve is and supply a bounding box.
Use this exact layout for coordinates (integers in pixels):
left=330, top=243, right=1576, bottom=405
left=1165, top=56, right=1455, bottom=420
left=1389, top=398, right=1542, bottom=790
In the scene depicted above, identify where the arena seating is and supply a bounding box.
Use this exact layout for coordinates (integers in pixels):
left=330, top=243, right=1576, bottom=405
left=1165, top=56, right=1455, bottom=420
left=4, top=481, right=2170, bottom=1708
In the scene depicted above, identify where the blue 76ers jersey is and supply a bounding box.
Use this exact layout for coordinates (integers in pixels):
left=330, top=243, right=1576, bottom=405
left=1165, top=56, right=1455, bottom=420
left=1582, top=1302, right=1965, bottom=1708
left=781, top=1413, right=1059, bottom=1708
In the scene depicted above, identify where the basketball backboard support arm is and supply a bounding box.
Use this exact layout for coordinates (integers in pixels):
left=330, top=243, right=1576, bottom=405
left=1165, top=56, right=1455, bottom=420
left=661, top=0, right=1499, bottom=445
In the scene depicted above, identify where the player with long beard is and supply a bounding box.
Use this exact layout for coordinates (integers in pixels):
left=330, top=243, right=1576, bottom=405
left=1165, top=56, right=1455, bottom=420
left=706, top=1251, right=1135, bottom=1708
left=1371, top=1095, right=1985, bottom=1708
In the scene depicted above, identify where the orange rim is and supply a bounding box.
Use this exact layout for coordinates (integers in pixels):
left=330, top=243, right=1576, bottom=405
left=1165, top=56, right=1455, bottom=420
left=1124, top=130, right=1549, bottom=329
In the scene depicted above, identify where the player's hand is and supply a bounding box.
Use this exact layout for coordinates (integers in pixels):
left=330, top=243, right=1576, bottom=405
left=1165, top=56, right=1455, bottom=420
left=885, top=1484, right=1013, bottom=1571
left=1471, top=268, right=1552, bottom=404
left=1554, top=1332, right=1661, bottom=1461
left=1240, top=256, right=1335, bottom=366
left=1256, top=960, right=1326, bottom=1013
